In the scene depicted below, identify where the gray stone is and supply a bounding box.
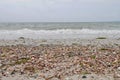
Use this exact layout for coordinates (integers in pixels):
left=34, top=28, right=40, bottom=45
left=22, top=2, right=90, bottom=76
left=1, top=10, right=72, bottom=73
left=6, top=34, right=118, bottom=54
left=0, top=63, right=2, bottom=67
left=117, top=67, right=120, bottom=71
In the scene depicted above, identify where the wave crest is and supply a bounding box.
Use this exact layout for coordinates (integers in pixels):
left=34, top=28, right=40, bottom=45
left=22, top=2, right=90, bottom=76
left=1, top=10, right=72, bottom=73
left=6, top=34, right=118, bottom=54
left=0, top=29, right=120, bottom=39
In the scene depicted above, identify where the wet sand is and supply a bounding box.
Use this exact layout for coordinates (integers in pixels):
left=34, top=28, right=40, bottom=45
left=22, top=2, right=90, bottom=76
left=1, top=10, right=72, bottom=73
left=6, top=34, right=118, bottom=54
left=0, top=38, right=120, bottom=80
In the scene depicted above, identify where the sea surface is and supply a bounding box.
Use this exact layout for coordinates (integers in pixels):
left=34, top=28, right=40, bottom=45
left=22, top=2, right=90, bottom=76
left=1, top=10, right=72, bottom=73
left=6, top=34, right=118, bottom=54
left=0, top=22, right=120, bottom=40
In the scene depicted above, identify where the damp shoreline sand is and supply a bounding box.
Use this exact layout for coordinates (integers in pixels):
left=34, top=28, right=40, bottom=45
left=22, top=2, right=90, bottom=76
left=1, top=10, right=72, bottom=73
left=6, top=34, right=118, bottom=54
left=0, top=38, right=120, bottom=80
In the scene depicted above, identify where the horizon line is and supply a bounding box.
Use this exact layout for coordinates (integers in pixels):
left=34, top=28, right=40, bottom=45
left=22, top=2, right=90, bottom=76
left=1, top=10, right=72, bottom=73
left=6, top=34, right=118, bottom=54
left=0, top=21, right=120, bottom=23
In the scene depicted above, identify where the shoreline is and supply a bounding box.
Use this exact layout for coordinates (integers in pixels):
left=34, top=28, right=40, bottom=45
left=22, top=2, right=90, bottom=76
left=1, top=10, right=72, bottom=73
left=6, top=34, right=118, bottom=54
left=0, top=38, right=120, bottom=80
left=0, top=37, right=120, bottom=46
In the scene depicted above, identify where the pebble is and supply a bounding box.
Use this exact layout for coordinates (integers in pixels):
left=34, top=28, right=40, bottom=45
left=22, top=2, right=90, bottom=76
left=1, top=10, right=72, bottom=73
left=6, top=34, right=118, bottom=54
left=0, top=72, right=2, bottom=78
left=118, top=67, right=120, bottom=71
left=0, top=43, right=119, bottom=80
left=82, top=75, right=87, bottom=78
left=10, top=70, right=16, bottom=75
left=114, top=73, right=120, bottom=78
left=113, top=52, right=116, bottom=54
left=0, top=64, right=2, bottom=67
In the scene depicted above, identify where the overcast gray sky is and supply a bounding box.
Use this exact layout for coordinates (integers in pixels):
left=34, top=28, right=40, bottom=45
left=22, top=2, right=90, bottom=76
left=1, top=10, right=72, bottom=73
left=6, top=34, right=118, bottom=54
left=0, top=0, right=120, bottom=22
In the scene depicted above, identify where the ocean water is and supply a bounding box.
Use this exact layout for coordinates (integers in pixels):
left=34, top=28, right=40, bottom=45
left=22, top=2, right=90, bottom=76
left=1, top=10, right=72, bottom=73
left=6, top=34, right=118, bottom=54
left=0, top=22, right=120, bottom=40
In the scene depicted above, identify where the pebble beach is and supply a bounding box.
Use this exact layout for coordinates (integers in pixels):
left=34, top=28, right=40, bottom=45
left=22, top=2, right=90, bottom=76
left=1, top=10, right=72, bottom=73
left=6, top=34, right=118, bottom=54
left=0, top=38, right=120, bottom=80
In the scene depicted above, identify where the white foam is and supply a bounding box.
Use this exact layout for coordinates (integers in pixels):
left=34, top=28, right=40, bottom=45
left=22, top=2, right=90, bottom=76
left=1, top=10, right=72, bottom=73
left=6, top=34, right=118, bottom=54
left=0, top=28, right=120, bottom=39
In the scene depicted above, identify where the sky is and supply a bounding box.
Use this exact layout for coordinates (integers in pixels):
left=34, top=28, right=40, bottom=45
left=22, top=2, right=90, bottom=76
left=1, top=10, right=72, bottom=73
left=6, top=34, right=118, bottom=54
left=0, top=0, right=120, bottom=22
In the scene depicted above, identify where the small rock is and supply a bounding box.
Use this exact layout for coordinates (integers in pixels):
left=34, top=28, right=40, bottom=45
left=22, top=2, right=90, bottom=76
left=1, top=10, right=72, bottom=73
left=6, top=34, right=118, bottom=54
left=114, top=71, right=120, bottom=78
left=20, top=71, right=24, bottom=75
left=82, top=75, right=87, bottom=78
left=19, top=37, right=25, bottom=40
left=113, top=52, right=116, bottom=54
left=118, top=67, right=120, bottom=71
left=10, top=70, right=16, bottom=75
left=2, top=72, right=7, bottom=76
left=0, top=71, right=2, bottom=78
left=91, top=76, right=94, bottom=78
left=6, top=67, right=16, bottom=75
left=114, top=73, right=120, bottom=78
left=0, top=63, right=2, bottom=67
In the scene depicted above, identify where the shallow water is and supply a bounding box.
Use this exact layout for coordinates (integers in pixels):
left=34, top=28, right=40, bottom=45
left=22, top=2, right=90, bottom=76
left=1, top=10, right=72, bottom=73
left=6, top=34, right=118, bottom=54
left=0, top=22, right=120, bottom=39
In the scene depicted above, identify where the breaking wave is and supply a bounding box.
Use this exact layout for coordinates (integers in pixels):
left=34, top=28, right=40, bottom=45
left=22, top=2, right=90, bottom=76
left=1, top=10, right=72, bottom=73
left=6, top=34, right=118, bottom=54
left=0, top=28, right=120, bottom=39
